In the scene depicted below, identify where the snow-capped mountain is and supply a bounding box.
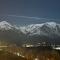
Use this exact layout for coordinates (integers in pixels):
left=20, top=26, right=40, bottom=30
left=19, top=22, right=60, bottom=36
left=0, top=21, right=13, bottom=30
left=0, top=21, right=60, bottom=36
left=0, top=21, right=60, bottom=45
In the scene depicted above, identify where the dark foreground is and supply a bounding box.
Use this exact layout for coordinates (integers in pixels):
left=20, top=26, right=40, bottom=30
left=0, top=50, right=27, bottom=60
left=0, top=46, right=60, bottom=60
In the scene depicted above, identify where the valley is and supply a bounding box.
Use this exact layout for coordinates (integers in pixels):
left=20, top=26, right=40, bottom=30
left=0, top=41, right=60, bottom=60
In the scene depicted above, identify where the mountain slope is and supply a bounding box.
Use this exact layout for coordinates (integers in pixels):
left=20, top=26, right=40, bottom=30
left=0, top=21, right=60, bottom=45
left=20, top=22, right=60, bottom=36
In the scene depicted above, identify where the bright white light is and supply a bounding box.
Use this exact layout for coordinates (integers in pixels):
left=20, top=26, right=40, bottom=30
left=16, top=52, right=20, bottom=56
left=34, top=58, right=39, bottom=60
left=53, top=47, right=60, bottom=50
left=14, top=52, right=25, bottom=58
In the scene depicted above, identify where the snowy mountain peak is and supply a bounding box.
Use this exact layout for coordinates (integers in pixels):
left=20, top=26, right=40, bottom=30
left=0, top=21, right=60, bottom=36
left=27, top=22, right=57, bottom=29
left=0, top=21, right=13, bottom=30
left=46, top=22, right=56, bottom=24
left=0, top=21, right=11, bottom=25
left=44, top=22, right=57, bottom=28
left=19, top=22, right=60, bottom=35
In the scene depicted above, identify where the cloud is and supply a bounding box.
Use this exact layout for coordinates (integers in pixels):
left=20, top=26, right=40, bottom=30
left=8, top=15, right=49, bottom=19
left=8, top=15, right=41, bottom=19
left=8, top=15, right=55, bottom=20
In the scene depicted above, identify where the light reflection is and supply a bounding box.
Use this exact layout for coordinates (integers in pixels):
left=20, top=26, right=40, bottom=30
left=34, top=58, right=39, bottom=60
left=14, top=52, right=25, bottom=58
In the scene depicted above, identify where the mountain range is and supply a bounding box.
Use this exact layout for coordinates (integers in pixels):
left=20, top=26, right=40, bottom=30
left=0, top=21, right=60, bottom=45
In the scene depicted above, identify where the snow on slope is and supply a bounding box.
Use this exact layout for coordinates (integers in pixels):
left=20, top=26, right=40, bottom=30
left=20, top=22, right=60, bottom=35
left=0, top=21, right=13, bottom=30
left=44, top=22, right=57, bottom=28
left=0, top=21, right=60, bottom=36
left=20, top=24, right=44, bottom=35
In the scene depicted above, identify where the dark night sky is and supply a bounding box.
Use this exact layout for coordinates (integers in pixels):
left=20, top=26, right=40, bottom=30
left=0, top=0, right=60, bottom=25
